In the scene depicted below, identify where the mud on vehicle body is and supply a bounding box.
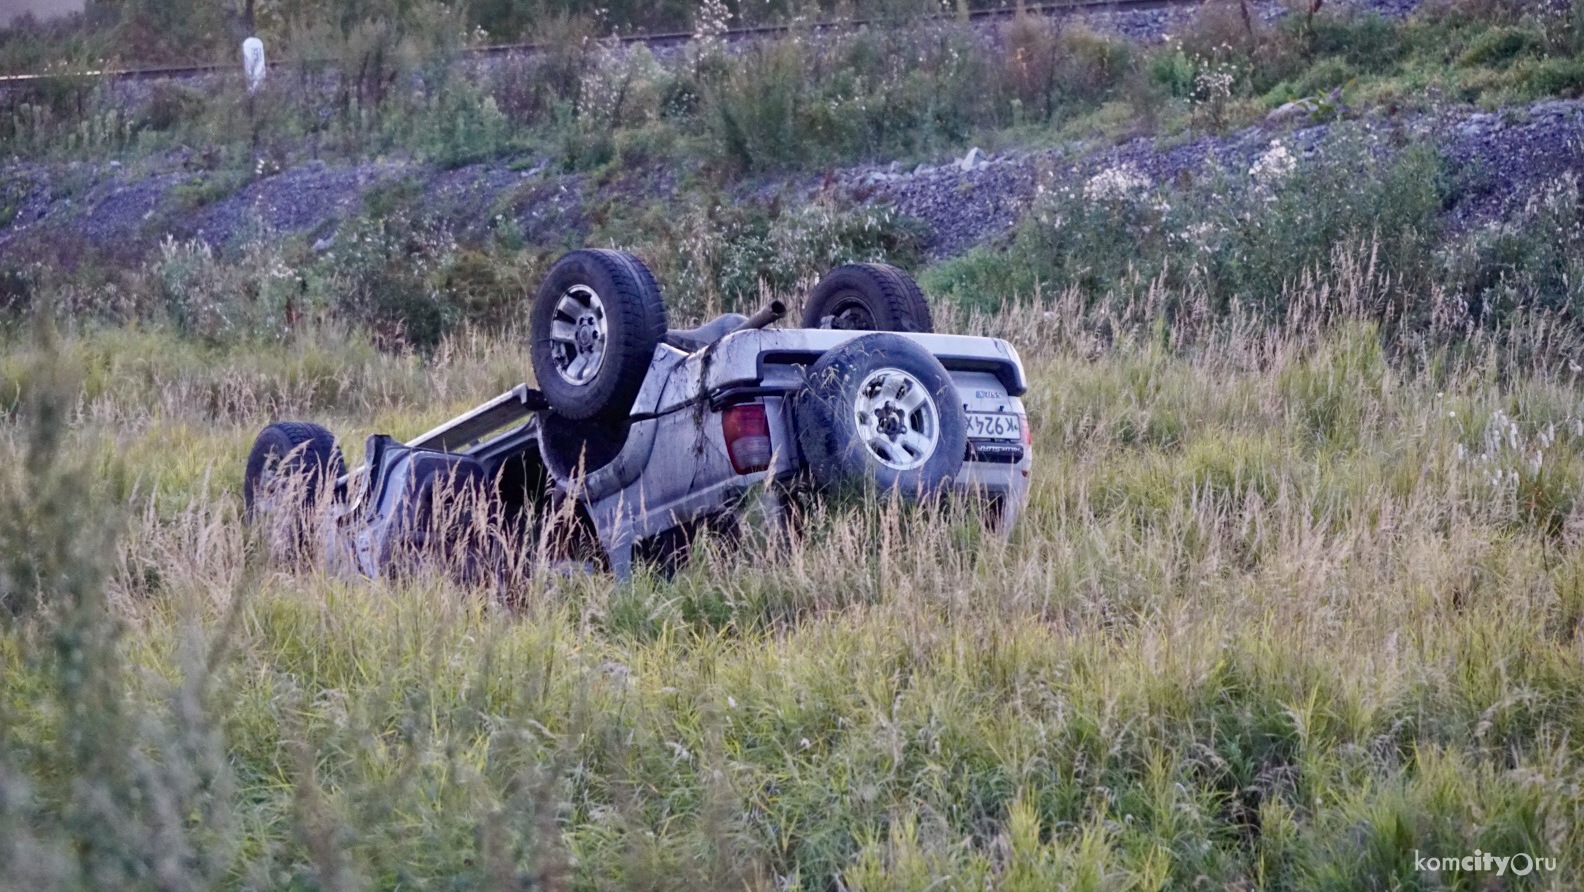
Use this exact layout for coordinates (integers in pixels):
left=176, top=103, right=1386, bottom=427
left=244, top=251, right=1033, bottom=581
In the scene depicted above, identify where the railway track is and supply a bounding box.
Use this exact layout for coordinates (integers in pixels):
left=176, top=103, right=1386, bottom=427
left=0, top=0, right=1203, bottom=86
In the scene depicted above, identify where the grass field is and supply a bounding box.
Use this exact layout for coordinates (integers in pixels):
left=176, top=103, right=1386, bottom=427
left=4, top=2, right=1584, bottom=887
left=2, top=257, right=1582, bottom=889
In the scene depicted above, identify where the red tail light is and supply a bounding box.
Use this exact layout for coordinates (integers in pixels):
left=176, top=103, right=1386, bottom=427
left=1019, top=413, right=1032, bottom=446
left=722, top=403, right=772, bottom=474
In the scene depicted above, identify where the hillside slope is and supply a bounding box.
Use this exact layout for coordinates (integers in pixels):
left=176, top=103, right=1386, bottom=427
left=3, top=95, right=1582, bottom=269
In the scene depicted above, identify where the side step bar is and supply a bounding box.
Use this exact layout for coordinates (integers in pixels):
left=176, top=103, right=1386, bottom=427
left=407, top=384, right=550, bottom=452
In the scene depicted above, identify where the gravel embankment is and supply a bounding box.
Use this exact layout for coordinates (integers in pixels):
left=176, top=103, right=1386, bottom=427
left=826, top=96, right=1584, bottom=257
left=4, top=96, right=1582, bottom=266
left=12, top=0, right=1582, bottom=268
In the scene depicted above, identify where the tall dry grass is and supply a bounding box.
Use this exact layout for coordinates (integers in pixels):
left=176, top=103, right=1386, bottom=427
left=2, top=251, right=1582, bottom=888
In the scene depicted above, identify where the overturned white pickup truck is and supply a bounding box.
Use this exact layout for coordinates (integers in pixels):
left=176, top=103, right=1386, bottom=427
left=244, top=250, right=1032, bottom=580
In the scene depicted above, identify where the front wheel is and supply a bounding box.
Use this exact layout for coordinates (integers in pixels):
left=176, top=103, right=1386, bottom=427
left=243, top=421, right=344, bottom=521
left=795, top=333, right=966, bottom=498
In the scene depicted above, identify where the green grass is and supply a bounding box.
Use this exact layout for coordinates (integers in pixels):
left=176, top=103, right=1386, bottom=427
left=2, top=270, right=1583, bottom=887
left=3, top=4, right=1584, bottom=884
left=4, top=0, right=1583, bottom=176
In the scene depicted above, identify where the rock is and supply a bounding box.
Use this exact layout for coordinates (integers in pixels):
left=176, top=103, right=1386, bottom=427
left=959, top=146, right=983, bottom=172
left=312, top=234, right=335, bottom=252
left=599, top=660, right=630, bottom=685
left=1267, top=99, right=1316, bottom=125
left=1531, top=100, right=1577, bottom=119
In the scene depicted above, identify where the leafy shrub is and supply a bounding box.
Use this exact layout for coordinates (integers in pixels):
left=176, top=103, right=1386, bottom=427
left=669, top=195, right=927, bottom=317
left=1149, top=45, right=1198, bottom=99
left=485, top=19, right=593, bottom=127
left=1458, top=25, right=1546, bottom=67
left=927, top=128, right=1443, bottom=324
left=1208, top=134, right=1442, bottom=316
left=1289, top=56, right=1357, bottom=97
left=140, top=82, right=206, bottom=132
left=314, top=211, right=462, bottom=349
left=1002, top=19, right=1131, bottom=120
left=1304, top=11, right=1407, bottom=70
left=1519, top=55, right=1584, bottom=97
left=420, top=84, right=512, bottom=168
left=1438, top=174, right=1584, bottom=328
left=171, top=170, right=248, bottom=210
left=707, top=40, right=810, bottom=173
left=154, top=236, right=307, bottom=344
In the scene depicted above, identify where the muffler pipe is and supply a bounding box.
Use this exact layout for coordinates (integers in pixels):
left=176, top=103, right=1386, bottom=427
left=733, top=299, right=787, bottom=333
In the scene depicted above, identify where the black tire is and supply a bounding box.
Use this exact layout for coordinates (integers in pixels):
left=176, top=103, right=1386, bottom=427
left=795, top=333, right=966, bottom=497
left=537, top=411, right=631, bottom=481
left=243, top=421, right=344, bottom=521
left=530, top=249, right=668, bottom=422
left=801, top=263, right=934, bottom=333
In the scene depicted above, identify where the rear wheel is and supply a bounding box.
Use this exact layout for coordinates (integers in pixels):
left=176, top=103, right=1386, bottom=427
left=795, top=333, right=965, bottom=497
left=537, top=411, right=630, bottom=480
left=530, top=250, right=668, bottom=423
left=801, top=263, right=933, bottom=333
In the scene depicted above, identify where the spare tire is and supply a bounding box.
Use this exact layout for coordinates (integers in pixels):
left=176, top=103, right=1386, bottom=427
left=530, top=250, right=668, bottom=422
left=243, top=421, right=344, bottom=522
left=801, top=263, right=933, bottom=333
left=795, top=333, right=966, bottom=497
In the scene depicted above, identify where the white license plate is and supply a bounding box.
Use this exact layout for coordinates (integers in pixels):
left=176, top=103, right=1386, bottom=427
left=966, top=412, right=1021, bottom=441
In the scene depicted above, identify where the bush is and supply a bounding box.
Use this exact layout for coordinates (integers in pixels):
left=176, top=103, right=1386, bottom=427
left=139, top=82, right=207, bottom=132
left=667, top=194, right=927, bottom=317
left=1150, top=45, right=1198, bottom=99
left=153, top=236, right=307, bottom=344
left=1289, top=56, right=1357, bottom=98
left=1208, top=134, right=1442, bottom=316
left=1438, top=174, right=1584, bottom=329
left=484, top=18, right=594, bottom=127
left=926, top=128, right=1443, bottom=324
left=1304, top=11, right=1407, bottom=71
left=1458, top=24, right=1546, bottom=68
left=1520, top=56, right=1584, bottom=98
left=419, top=84, right=512, bottom=168
left=1002, top=19, right=1131, bottom=121
left=707, top=40, right=810, bottom=173
left=314, top=211, right=462, bottom=349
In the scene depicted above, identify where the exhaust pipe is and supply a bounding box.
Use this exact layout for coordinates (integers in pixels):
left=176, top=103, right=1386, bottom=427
left=733, top=299, right=787, bottom=334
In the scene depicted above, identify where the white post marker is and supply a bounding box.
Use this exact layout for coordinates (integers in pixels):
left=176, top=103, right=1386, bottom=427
left=242, top=37, right=266, bottom=93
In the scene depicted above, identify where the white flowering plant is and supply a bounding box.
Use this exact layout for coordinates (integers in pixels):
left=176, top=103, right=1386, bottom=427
left=1451, top=403, right=1584, bottom=536
left=1248, top=141, right=1296, bottom=193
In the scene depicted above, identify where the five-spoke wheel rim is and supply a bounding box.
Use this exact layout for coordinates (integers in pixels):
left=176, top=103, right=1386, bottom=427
left=852, top=368, right=939, bottom=470
left=547, top=285, right=608, bottom=386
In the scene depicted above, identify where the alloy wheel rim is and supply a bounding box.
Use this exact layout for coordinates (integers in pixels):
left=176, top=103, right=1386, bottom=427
left=852, top=367, right=939, bottom=470
left=548, top=285, right=608, bottom=386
